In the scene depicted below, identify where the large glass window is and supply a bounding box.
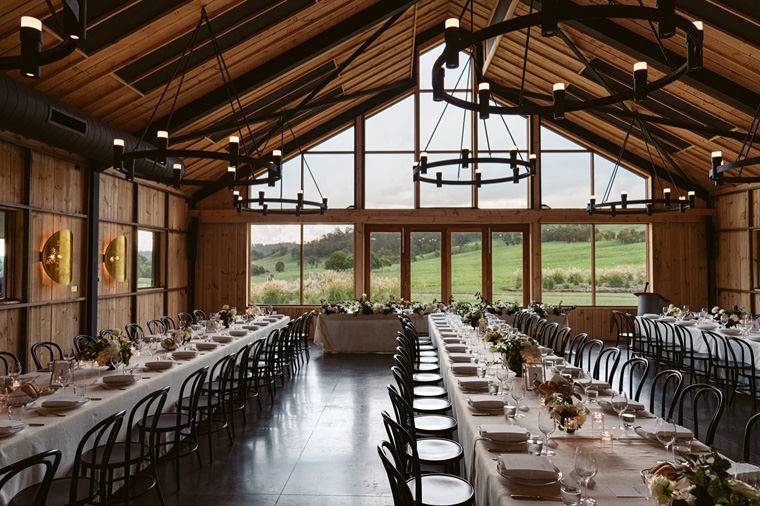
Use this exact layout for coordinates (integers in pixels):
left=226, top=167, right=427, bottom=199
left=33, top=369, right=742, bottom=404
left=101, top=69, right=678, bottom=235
left=250, top=225, right=301, bottom=304
left=542, top=224, right=647, bottom=306
left=303, top=225, right=354, bottom=304
left=410, top=231, right=441, bottom=302
left=0, top=211, right=6, bottom=300
left=541, top=152, right=592, bottom=209
left=137, top=230, right=160, bottom=288
left=451, top=231, right=482, bottom=302
left=491, top=231, right=523, bottom=302
left=369, top=231, right=401, bottom=301
left=365, top=153, right=414, bottom=209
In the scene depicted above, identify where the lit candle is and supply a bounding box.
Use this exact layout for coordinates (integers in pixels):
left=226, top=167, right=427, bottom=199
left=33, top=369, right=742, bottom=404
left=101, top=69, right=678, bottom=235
left=592, top=412, right=604, bottom=423
left=566, top=417, right=577, bottom=432
left=12, top=380, right=20, bottom=388
left=601, top=430, right=613, bottom=447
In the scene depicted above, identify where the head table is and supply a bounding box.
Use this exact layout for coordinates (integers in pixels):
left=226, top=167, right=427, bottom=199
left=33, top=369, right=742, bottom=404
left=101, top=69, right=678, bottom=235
left=427, top=314, right=754, bottom=506
left=0, top=315, right=290, bottom=504
left=314, top=312, right=429, bottom=353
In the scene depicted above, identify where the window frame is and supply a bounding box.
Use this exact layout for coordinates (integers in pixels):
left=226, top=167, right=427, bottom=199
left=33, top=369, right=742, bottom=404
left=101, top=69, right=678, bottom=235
left=136, top=229, right=162, bottom=289
left=0, top=209, right=9, bottom=301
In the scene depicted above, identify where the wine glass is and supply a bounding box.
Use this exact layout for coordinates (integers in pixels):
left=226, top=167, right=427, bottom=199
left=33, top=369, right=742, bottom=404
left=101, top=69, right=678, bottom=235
left=574, top=447, right=598, bottom=506
left=537, top=409, right=557, bottom=456
left=510, top=378, right=525, bottom=417
left=610, top=391, right=628, bottom=431
left=655, top=418, right=677, bottom=463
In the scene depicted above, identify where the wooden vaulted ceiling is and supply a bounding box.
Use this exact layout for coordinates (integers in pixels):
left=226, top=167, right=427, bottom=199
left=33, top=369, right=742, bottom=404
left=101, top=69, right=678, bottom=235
left=1, top=0, right=759, bottom=200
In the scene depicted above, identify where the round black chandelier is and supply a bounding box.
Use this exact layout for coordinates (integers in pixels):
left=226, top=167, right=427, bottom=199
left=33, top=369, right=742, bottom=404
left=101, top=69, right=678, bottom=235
left=0, top=1, right=86, bottom=78
left=413, top=147, right=535, bottom=187
left=433, top=3, right=704, bottom=119
left=234, top=189, right=328, bottom=216
left=709, top=104, right=760, bottom=185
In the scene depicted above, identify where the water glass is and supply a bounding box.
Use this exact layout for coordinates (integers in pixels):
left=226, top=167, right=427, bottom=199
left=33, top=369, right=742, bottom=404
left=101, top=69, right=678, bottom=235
left=527, top=436, right=543, bottom=456
left=561, top=484, right=582, bottom=506
left=503, top=404, right=517, bottom=422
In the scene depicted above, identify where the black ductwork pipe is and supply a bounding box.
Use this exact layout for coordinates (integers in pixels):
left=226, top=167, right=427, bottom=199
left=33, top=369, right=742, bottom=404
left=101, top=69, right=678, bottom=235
left=0, top=73, right=180, bottom=178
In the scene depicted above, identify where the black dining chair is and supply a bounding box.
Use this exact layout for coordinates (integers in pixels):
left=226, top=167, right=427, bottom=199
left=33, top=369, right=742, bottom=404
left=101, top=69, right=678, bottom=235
left=0, top=449, right=61, bottom=506
left=592, top=346, right=620, bottom=383
left=178, top=311, right=194, bottom=325
left=649, top=369, right=684, bottom=419
left=81, top=387, right=169, bottom=506
left=615, top=357, right=649, bottom=401
left=11, top=410, right=126, bottom=506
left=124, top=323, right=145, bottom=342
left=190, top=355, right=235, bottom=463
left=565, top=333, right=588, bottom=364
left=73, top=335, right=96, bottom=354
left=549, top=326, right=572, bottom=357
left=743, top=412, right=760, bottom=464
left=160, top=316, right=177, bottom=331
left=574, top=338, right=603, bottom=371
left=30, top=341, right=64, bottom=371
left=673, top=383, right=725, bottom=446
left=192, top=309, right=207, bottom=322
left=0, top=351, right=21, bottom=375
left=245, top=339, right=267, bottom=410
left=146, top=319, right=166, bottom=336
left=387, top=383, right=458, bottom=447
left=391, top=366, right=451, bottom=416
left=725, top=335, right=759, bottom=410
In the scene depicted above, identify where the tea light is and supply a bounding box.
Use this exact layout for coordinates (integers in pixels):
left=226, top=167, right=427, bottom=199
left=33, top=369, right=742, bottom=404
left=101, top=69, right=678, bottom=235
left=601, top=430, right=614, bottom=448
left=93, top=361, right=99, bottom=368
left=78, top=360, right=85, bottom=367
left=539, top=396, right=546, bottom=407
left=592, top=412, right=604, bottom=423
left=12, top=380, right=20, bottom=388
left=566, top=417, right=577, bottom=432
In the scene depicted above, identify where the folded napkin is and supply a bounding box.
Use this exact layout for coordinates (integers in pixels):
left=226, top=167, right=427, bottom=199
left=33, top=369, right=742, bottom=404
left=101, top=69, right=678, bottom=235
left=448, top=353, right=473, bottom=363
left=676, top=320, right=696, bottom=327
left=497, top=454, right=558, bottom=481
left=587, top=379, right=611, bottom=390
left=445, top=343, right=467, bottom=353
left=442, top=337, right=462, bottom=344
left=229, top=329, right=248, bottom=337
left=41, top=395, right=85, bottom=409
left=721, top=328, right=743, bottom=336
left=600, top=399, right=646, bottom=413
left=0, top=420, right=25, bottom=434
left=635, top=421, right=693, bottom=441
left=697, top=323, right=718, bottom=330
left=729, top=462, right=760, bottom=484
left=642, top=313, right=659, bottom=319
left=438, top=330, right=457, bottom=336
left=457, top=377, right=489, bottom=391
left=467, top=395, right=504, bottom=411
left=436, top=326, right=454, bottom=331
left=242, top=324, right=264, bottom=330
left=479, top=424, right=530, bottom=443
left=451, top=363, right=478, bottom=376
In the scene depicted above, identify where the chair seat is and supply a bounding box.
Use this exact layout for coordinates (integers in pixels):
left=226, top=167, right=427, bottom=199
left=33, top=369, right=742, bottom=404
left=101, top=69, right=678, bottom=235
left=419, top=356, right=439, bottom=364
left=413, top=385, right=447, bottom=398
left=413, top=372, right=443, bottom=384
left=415, top=362, right=439, bottom=373
left=419, top=350, right=438, bottom=357
left=419, top=344, right=436, bottom=352
left=413, top=397, right=451, bottom=413
left=407, top=473, right=474, bottom=506
left=415, top=414, right=457, bottom=434
left=81, top=441, right=147, bottom=467
left=143, top=412, right=192, bottom=432
left=415, top=438, right=463, bottom=463
left=11, top=477, right=93, bottom=506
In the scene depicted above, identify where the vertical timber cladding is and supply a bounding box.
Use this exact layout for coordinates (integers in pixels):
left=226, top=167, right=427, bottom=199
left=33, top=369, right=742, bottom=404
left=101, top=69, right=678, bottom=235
left=712, top=188, right=753, bottom=312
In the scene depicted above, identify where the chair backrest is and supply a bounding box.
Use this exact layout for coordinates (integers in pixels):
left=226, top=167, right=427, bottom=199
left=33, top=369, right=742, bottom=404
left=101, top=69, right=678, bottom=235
left=610, top=310, right=625, bottom=337
left=124, top=323, right=144, bottom=342
left=176, top=366, right=209, bottom=427
left=70, top=409, right=126, bottom=505
left=575, top=339, right=603, bottom=371
left=160, top=315, right=176, bottom=331
left=98, top=328, right=119, bottom=339
left=592, top=347, right=620, bottom=382
left=147, top=319, right=166, bottom=335
left=30, top=341, right=64, bottom=370
left=381, top=411, right=422, bottom=504
left=391, top=365, right=414, bottom=405
left=674, top=383, right=725, bottom=446
left=387, top=383, right=417, bottom=438
left=128, top=387, right=169, bottom=464
left=539, top=322, right=559, bottom=347
left=565, top=333, right=587, bottom=363
left=744, top=412, right=760, bottom=464
left=302, top=310, right=317, bottom=339
left=178, top=312, right=194, bottom=325
left=0, top=351, right=21, bottom=375
left=377, top=441, right=413, bottom=506
left=615, top=357, right=649, bottom=401
left=0, top=449, right=61, bottom=506
left=192, top=309, right=207, bottom=322
left=649, top=369, right=683, bottom=419
left=73, top=335, right=96, bottom=354
left=549, top=326, right=570, bottom=355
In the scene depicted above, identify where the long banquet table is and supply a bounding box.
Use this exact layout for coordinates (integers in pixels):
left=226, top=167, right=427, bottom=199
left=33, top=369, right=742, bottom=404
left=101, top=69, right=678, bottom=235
left=0, top=315, right=290, bottom=503
left=429, top=314, right=708, bottom=506
left=314, top=312, right=429, bottom=353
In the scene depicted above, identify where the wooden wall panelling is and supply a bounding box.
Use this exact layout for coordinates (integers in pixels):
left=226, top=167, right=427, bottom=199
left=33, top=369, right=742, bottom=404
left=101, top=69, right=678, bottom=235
left=713, top=192, right=748, bottom=231
left=168, top=194, right=188, bottom=231
left=650, top=221, right=709, bottom=309
left=167, top=290, right=188, bottom=320
left=0, top=308, right=22, bottom=358
left=29, top=151, right=86, bottom=214
left=567, top=306, right=632, bottom=343
left=98, top=222, right=133, bottom=295
left=714, top=229, right=751, bottom=308
left=137, top=186, right=166, bottom=227
left=0, top=140, right=25, bottom=204
left=26, top=302, right=82, bottom=367
left=195, top=223, right=249, bottom=314
left=167, top=232, right=188, bottom=289
left=97, top=297, right=131, bottom=332
left=99, top=174, right=135, bottom=222
left=136, top=292, right=165, bottom=327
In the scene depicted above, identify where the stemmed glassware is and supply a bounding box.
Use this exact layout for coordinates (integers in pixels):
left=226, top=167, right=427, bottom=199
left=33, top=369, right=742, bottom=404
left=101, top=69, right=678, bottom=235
left=655, top=418, right=677, bottom=463
left=610, top=391, right=628, bottom=431
left=537, top=408, right=557, bottom=456
left=510, top=378, right=525, bottom=417
left=574, top=447, right=598, bottom=505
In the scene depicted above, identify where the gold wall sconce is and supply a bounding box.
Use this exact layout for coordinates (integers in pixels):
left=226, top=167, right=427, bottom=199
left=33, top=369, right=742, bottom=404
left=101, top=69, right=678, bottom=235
left=103, top=235, right=126, bottom=282
left=40, top=229, right=72, bottom=285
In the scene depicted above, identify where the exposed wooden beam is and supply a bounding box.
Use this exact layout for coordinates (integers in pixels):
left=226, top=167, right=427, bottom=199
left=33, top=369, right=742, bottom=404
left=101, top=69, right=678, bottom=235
left=149, top=0, right=422, bottom=136
left=483, top=0, right=520, bottom=73
left=676, top=0, right=760, bottom=48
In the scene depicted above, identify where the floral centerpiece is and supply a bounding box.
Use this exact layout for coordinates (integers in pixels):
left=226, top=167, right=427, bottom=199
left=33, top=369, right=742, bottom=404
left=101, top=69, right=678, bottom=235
left=487, top=301, right=520, bottom=316
left=484, top=328, right=503, bottom=343
left=217, top=305, right=237, bottom=327
left=537, top=374, right=585, bottom=432
left=174, top=321, right=194, bottom=345
left=462, top=306, right=484, bottom=328
left=649, top=449, right=760, bottom=506
left=665, top=304, right=683, bottom=317
left=412, top=301, right=445, bottom=316
left=711, top=305, right=745, bottom=328
left=76, top=329, right=132, bottom=368
left=320, top=300, right=348, bottom=314
left=491, top=335, right=541, bottom=377
left=528, top=300, right=576, bottom=318
left=246, top=305, right=262, bottom=318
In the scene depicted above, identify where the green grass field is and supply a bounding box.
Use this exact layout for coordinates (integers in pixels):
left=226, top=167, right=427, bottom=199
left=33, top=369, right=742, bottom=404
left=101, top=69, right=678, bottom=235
left=251, top=239, right=645, bottom=305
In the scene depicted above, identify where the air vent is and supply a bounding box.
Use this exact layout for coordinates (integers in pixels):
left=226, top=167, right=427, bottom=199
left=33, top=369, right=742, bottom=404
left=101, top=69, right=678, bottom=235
left=48, top=106, right=87, bottom=135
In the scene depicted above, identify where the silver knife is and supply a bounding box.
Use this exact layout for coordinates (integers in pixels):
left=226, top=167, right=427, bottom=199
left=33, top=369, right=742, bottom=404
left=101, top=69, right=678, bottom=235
left=510, top=494, right=562, bottom=501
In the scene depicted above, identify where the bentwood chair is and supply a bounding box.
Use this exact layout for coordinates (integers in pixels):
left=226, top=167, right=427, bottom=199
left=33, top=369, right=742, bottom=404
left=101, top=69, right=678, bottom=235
left=190, top=354, right=235, bottom=463
left=73, top=335, right=96, bottom=354
left=549, top=326, right=571, bottom=357
left=146, top=319, right=166, bottom=336
left=724, top=336, right=759, bottom=410
left=0, top=351, right=21, bottom=375
left=614, top=357, right=649, bottom=401
left=192, top=309, right=207, bottom=322
left=574, top=339, right=603, bottom=371
left=124, top=324, right=145, bottom=342
left=30, top=341, right=64, bottom=371
left=394, top=354, right=446, bottom=399
left=673, top=383, right=725, bottom=446
left=381, top=409, right=463, bottom=477
left=565, top=333, right=588, bottom=364
left=592, top=346, right=620, bottom=384
left=178, top=312, right=194, bottom=326
left=0, top=450, right=61, bottom=506
left=649, top=369, right=684, bottom=419
left=392, top=366, right=451, bottom=416
left=81, top=387, right=169, bottom=506
left=12, top=410, right=126, bottom=506
left=160, top=316, right=176, bottom=331
left=743, top=412, right=760, bottom=464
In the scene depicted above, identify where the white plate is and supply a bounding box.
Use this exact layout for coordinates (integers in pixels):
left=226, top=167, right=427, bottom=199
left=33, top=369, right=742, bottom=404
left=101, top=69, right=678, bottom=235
left=41, top=396, right=89, bottom=410
left=721, top=328, right=743, bottom=336
left=172, top=350, right=198, bottom=360
left=229, top=329, right=248, bottom=337
left=195, top=342, right=218, bottom=351
left=659, top=317, right=676, bottom=323
left=642, top=314, right=659, bottom=319
left=144, top=361, right=174, bottom=370
left=102, top=374, right=138, bottom=386
left=0, top=421, right=25, bottom=438
left=697, top=323, right=718, bottom=330
left=676, top=320, right=696, bottom=327
left=212, top=335, right=233, bottom=343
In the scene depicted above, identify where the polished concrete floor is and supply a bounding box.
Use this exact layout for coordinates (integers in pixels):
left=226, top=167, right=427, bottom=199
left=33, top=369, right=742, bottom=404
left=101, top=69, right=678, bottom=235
left=142, top=345, right=395, bottom=506
left=137, top=344, right=757, bottom=505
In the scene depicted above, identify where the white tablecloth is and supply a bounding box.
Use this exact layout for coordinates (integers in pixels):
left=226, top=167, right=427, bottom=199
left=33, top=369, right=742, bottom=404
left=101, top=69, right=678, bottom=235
left=314, top=312, right=429, bottom=353
left=429, top=315, right=686, bottom=506
left=0, top=316, right=290, bottom=503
